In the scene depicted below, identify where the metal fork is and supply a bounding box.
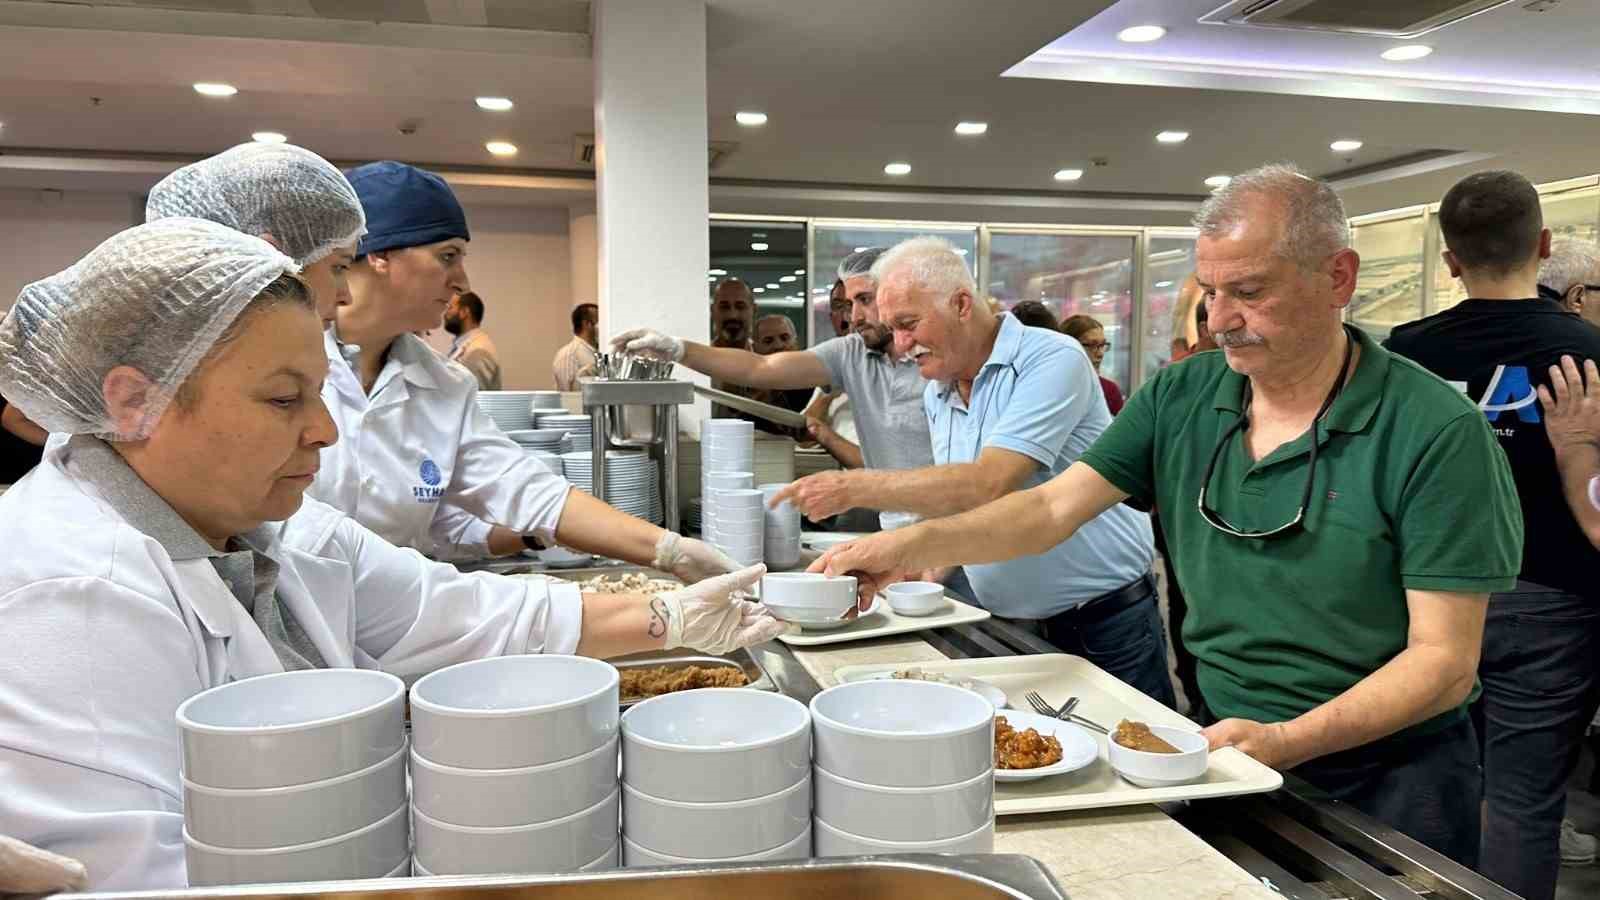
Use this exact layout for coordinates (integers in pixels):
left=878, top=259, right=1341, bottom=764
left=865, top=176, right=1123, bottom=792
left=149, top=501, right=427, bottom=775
left=1023, top=691, right=1110, bottom=735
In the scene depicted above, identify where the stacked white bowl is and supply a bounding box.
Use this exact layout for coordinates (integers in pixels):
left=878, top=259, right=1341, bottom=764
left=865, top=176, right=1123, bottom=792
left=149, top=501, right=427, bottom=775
left=808, top=680, right=996, bottom=857
left=620, top=689, right=812, bottom=867
left=707, top=488, right=765, bottom=566
left=537, top=412, right=595, bottom=454
left=505, top=428, right=568, bottom=454
left=561, top=450, right=664, bottom=524
left=476, top=391, right=536, bottom=432
left=409, top=656, right=621, bottom=876
left=701, top=419, right=754, bottom=493
left=177, top=670, right=410, bottom=886
left=701, top=471, right=752, bottom=543
left=759, top=483, right=801, bottom=569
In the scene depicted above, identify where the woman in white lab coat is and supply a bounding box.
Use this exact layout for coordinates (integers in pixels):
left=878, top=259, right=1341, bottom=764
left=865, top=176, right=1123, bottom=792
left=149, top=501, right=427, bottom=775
left=315, top=162, right=733, bottom=579
left=0, top=220, right=783, bottom=891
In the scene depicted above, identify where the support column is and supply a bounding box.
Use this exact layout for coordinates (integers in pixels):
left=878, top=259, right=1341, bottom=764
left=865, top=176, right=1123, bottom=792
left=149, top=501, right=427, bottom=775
left=568, top=203, right=598, bottom=310
left=593, top=0, right=710, bottom=430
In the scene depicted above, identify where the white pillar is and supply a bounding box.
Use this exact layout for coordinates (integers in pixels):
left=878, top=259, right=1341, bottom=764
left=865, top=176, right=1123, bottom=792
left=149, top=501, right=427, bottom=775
left=568, top=204, right=598, bottom=309
left=593, top=0, right=710, bottom=429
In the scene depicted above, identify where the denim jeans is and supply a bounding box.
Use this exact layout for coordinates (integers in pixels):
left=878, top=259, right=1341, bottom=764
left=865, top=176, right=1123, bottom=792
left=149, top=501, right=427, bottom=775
left=1013, top=575, right=1177, bottom=710
left=1470, top=586, right=1600, bottom=900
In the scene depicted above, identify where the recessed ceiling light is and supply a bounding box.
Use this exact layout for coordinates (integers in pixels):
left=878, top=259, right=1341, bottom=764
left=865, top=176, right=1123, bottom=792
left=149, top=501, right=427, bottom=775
left=708, top=276, right=717, bottom=282
left=779, top=275, right=797, bottom=283
left=1155, top=281, right=1174, bottom=288
left=1117, top=25, right=1167, bottom=43
left=252, top=131, right=287, bottom=144
left=475, top=96, right=514, bottom=111
left=1054, top=168, right=1084, bottom=182
left=765, top=282, right=780, bottom=289
left=794, top=268, right=805, bottom=275
left=193, top=82, right=238, bottom=97
left=1205, top=174, right=1232, bottom=189
left=736, top=111, right=768, bottom=126
left=751, top=242, right=769, bottom=251
left=954, top=121, right=988, bottom=136
left=884, top=162, right=912, bottom=176
left=709, top=268, right=727, bottom=276
left=1156, top=131, right=1189, bottom=144
left=1330, top=139, right=1364, bottom=153
left=753, top=287, right=766, bottom=293
left=485, top=141, right=518, bottom=156
left=1381, top=45, right=1433, bottom=62
left=813, top=287, right=828, bottom=294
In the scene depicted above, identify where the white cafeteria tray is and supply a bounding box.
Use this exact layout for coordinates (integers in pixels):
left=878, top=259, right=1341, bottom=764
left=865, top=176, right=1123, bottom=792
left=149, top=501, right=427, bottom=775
left=776, top=592, right=990, bottom=647
left=831, top=653, right=1283, bottom=814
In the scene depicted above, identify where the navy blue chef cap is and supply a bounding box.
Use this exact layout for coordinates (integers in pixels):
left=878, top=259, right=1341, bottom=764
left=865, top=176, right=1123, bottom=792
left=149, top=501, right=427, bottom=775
left=346, top=161, right=469, bottom=257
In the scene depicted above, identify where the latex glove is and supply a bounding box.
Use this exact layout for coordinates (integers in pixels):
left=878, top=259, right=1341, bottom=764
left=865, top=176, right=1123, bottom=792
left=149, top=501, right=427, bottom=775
left=0, top=834, right=88, bottom=895
left=610, top=328, right=686, bottom=362
left=653, top=532, right=739, bottom=583
left=660, top=564, right=795, bottom=654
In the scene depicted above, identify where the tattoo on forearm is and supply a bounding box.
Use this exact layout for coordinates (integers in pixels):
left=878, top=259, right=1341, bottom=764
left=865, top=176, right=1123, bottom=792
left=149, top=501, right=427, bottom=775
left=648, top=598, right=669, bottom=639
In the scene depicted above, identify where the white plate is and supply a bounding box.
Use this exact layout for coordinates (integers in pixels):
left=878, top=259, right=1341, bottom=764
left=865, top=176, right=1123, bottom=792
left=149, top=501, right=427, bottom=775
left=991, top=711, right=1099, bottom=783
left=539, top=549, right=595, bottom=569
left=794, top=595, right=884, bottom=631
left=853, top=670, right=1007, bottom=711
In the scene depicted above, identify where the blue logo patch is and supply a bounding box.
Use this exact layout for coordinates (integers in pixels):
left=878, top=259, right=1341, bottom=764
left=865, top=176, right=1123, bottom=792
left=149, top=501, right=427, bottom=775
left=1480, top=365, right=1540, bottom=425
left=419, top=458, right=442, bottom=486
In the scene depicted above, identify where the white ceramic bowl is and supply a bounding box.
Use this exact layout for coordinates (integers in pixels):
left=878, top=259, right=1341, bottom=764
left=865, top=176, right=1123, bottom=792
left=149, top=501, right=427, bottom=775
left=705, top=472, right=755, bottom=488
left=762, top=600, right=850, bottom=627
left=1106, top=725, right=1210, bottom=787
left=622, top=827, right=810, bottom=868
left=182, top=745, right=406, bottom=849
left=416, top=842, right=618, bottom=876
left=885, top=581, right=948, bottom=617
left=413, top=788, right=619, bottom=875
left=760, top=573, right=858, bottom=611
left=810, top=680, right=994, bottom=788
left=813, top=816, right=994, bottom=857
left=183, top=803, right=409, bottom=887
left=813, top=765, right=993, bottom=842
left=411, top=736, right=618, bottom=827
left=177, top=669, right=406, bottom=790
left=712, top=488, right=766, bottom=509
left=621, top=689, right=810, bottom=802
left=622, top=774, right=810, bottom=859
left=410, top=655, right=618, bottom=769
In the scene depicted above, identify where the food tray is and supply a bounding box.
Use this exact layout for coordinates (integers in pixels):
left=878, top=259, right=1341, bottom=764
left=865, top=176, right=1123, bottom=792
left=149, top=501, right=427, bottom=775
left=830, top=653, right=1283, bottom=814
left=609, top=649, right=776, bottom=709
left=776, top=592, right=990, bottom=647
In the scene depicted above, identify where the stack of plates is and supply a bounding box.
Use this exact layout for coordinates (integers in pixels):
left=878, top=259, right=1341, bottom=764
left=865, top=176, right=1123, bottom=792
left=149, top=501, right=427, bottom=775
left=562, top=450, right=664, bottom=524
left=759, top=483, right=801, bottom=569
left=505, top=428, right=568, bottom=454
left=476, top=391, right=537, bottom=432
left=809, top=680, right=996, bottom=857
left=536, top=413, right=594, bottom=455
left=410, top=656, right=621, bottom=876
left=620, top=690, right=812, bottom=867
left=529, top=391, right=565, bottom=415
left=177, top=670, right=411, bottom=886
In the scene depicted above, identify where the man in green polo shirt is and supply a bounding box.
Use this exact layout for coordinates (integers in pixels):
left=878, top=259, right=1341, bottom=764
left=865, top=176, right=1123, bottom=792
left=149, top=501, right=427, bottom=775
left=814, top=163, right=1523, bottom=865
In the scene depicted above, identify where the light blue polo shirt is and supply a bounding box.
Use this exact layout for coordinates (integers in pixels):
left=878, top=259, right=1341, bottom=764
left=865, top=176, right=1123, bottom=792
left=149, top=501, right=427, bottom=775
left=926, top=314, right=1154, bottom=619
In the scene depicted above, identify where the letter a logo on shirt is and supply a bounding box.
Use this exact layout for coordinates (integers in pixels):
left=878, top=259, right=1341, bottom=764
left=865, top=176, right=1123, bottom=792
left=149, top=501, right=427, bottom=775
left=1479, top=365, right=1540, bottom=424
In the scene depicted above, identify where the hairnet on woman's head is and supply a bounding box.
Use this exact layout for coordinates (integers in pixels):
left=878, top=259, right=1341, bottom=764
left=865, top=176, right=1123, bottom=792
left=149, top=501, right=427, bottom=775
left=0, top=218, right=299, bottom=441
left=145, top=143, right=366, bottom=267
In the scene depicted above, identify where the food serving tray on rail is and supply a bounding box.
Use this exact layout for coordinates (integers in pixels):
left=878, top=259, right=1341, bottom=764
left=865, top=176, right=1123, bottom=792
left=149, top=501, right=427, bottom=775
left=609, top=649, right=777, bottom=709
left=832, top=653, right=1283, bottom=815
left=775, top=593, right=991, bottom=648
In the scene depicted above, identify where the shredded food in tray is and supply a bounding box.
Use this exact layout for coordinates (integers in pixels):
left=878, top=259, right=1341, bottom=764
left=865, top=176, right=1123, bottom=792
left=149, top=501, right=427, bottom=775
left=574, top=572, right=681, bottom=595
left=994, top=715, right=1064, bottom=770
left=619, top=664, right=749, bottom=699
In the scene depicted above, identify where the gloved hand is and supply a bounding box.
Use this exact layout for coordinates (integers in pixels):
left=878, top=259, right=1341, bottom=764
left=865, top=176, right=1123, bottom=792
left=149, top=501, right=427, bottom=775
left=0, top=834, right=88, bottom=895
left=653, top=531, right=739, bottom=584
left=660, top=564, right=794, bottom=654
left=610, top=328, right=686, bottom=362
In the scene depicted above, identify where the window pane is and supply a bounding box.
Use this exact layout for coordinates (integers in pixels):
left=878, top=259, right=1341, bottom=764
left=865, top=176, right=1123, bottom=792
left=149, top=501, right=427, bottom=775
left=708, top=220, right=807, bottom=348
left=986, top=231, right=1137, bottom=392
left=1141, top=236, right=1197, bottom=385
left=810, top=224, right=977, bottom=347
left=1546, top=187, right=1600, bottom=244
left=1348, top=214, right=1426, bottom=336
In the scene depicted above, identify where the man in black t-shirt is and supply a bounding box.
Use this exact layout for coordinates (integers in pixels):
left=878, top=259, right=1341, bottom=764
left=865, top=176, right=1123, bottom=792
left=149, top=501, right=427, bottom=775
left=0, top=394, right=46, bottom=485
left=1386, top=171, right=1600, bottom=900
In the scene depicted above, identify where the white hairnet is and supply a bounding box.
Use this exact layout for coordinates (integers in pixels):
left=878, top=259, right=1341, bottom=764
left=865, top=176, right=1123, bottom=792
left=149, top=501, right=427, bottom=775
left=145, top=143, right=366, bottom=267
left=0, top=217, right=300, bottom=441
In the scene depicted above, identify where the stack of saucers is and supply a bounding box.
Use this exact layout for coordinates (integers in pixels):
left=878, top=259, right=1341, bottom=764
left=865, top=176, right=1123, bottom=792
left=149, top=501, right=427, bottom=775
left=809, top=680, right=996, bottom=857
left=620, top=689, right=812, bottom=867
left=561, top=450, right=663, bottom=524
left=410, top=656, right=621, bottom=876
left=759, top=483, right=801, bottom=569
left=177, top=670, right=410, bottom=886
left=506, top=428, right=569, bottom=454
left=706, top=487, right=764, bottom=566
left=537, top=413, right=595, bottom=454
left=476, top=391, right=536, bottom=432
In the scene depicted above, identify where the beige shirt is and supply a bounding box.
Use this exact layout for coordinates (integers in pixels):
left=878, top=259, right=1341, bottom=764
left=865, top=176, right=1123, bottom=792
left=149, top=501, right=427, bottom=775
left=552, top=335, right=598, bottom=391
left=449, top=329, right=502, bottom=391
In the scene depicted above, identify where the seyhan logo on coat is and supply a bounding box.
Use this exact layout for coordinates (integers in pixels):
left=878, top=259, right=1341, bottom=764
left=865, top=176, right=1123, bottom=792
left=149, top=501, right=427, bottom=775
left=414, top=458, right=444, bottom=502
left=1449, top=365, right=1540, bottom=437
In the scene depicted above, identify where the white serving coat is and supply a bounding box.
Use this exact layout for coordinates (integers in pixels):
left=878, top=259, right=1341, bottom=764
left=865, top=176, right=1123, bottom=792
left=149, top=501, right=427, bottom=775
left=309, top=332, right=569, bottom=559
left=0, top=438, right=583, bottom=891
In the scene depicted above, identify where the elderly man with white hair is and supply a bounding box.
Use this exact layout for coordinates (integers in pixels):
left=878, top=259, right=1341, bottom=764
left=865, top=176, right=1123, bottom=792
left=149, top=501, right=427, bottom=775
left=1539, top=237, right=1600, bottom=326
left=782, top=235, right=1170, bottom=707
left=814, top=163, right=1524, bottom=866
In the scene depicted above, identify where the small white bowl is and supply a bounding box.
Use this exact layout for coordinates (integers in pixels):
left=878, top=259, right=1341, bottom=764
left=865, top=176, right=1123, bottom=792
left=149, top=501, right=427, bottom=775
left=415, top=840, right=619, bottom=876
left=885, top=581, right=948, bottom=617
left=622, top=827, right=810, bottom=868
left=762, top=600, right=851, bottom=626
left=813, top=765, right=992, bottom=843
left=810, top=680, right=994, bottom=788
left=621, top=689, right=811, bottom=802
left=177, top=669, right=405, bottom=790
left=622, top=774, right=810, bottom=859
left=813, top=816, right=993, bottom=857
left=413, top=788, right=619, bottom=876
left=184, top=803, right=409, bottom=887
left=182, top=745, right=407, bottom=849
left=1107, top=724, right=1210, bottom=787
left=411, top=736, right=619, bottom=827
left=712, top=489, right=766, bottom=509
left=410, top=655, right=618, bottom=770
left=761, top=573, right=858, bottom=611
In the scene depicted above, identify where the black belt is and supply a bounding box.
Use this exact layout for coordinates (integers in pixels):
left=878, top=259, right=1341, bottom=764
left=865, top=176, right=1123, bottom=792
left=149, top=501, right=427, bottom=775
left=1048, top=571, right=1156, bottom=628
